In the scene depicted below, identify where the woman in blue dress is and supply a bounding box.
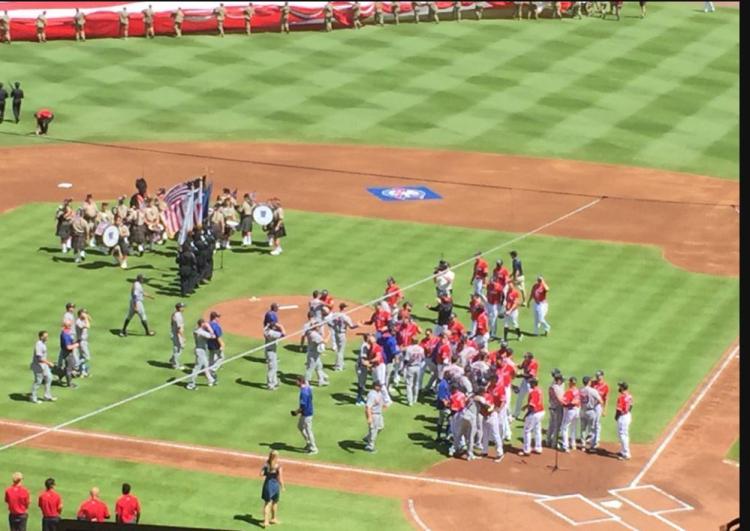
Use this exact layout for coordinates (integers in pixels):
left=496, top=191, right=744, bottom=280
left=260, top=450, right=285, bottom=528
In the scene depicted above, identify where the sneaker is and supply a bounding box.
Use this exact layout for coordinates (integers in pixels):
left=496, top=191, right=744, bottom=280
left=518, top=450, right=528, bottom=456
left=30, top=398, right=40, bottom=404
left=494, top=454, right=505, bottom=463
left=618, top=454, right=630, bottom=461
left=308, top=448, right=319, bottom=455
left=466, top=454, right=477, bottom=461
left=186, top=384, right=196, bottom=391
left=118, top=331, right=127, bottom=337
left=532, top=449, right=543, bottom=455
left=45, top=396, right=58, bottom=402
left=69, top=383, right=78, bottom=389
left=518, top=334, right=523, bottom=342
left=120, top=261, right=128, bottom=269
left=146, top=331, right=156, bottom=336
left=208, top=381, right=217, bottom=387
left=365, top=446, right=376, bottom=453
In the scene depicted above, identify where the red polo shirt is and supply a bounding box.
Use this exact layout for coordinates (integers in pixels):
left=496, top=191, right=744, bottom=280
left=115, top=494, right=140, bottom=524
left=527, top=387, right=544, bottom=413
left=36, top=108, right=53, bottom=119
left=38, top=489, right=62, bottom=518
left=77, top=498, right=110, bottom=522
left=4, top=485, right=30, bottom=515
left=385, top=284, right=402, bottom=306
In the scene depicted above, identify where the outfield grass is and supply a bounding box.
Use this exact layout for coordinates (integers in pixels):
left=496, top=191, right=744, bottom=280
left=0, top=2, right=738, bottom=179
left=0, top=447, right=410, bottom=530
left=727, top=439, right=739, bottom=462
left=0, top=204, right=738, bottom=472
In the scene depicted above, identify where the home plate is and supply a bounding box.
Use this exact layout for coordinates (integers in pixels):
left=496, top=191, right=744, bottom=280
left=57, top=182, right=73, bottom=188
left=278, top=305, right=298, bottom=310
left=599, top=500, right=622, bottom=510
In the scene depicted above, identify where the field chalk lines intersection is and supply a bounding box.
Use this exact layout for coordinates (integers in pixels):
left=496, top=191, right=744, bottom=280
left=0, top=197, right=602, bottom=453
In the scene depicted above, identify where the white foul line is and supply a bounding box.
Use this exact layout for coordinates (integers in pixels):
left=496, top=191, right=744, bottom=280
left=0, top=197, right=602, bottom=453
left=407, top=499, right=433, bottom=531
left=0, top=419, right=549, bottom=500
left=629, top=343, right=739, bottom=487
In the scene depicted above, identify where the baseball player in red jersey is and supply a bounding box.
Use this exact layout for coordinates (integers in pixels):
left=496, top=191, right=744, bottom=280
left=420, top=329, right=440, bottom=392
left=485, top=275, right=505, bottom=339
left=384, top=277, right=403, bottom=317
left=493, top=259, right=510, bottom=293
left=592, top=370, right=609, bottom=449
left=513, top=352, right=538, bottom=419
left=364, top=302, right=391, bottom=337
left=615, top=381, right=633, bottom=460
left=479, top=379, right=505, bottom=462
left=519, top=377, right=545, bottom=456
left=528, top=275, right=551, bottom=336
left=559, top=377, right=581, bottom=452
left=503, top=283, right=523, bottom=342
left=497, top=347, right=516, bottom=441
left=472, top=305, right=490, bottom=349
left=471, top=252, right=489, bottom=301
left=362, top=334, right=386, bottom=388
left=397, top=301, right=412, bottom=321
left=446, top=314, right=466, bottom=344
left=468, top=293, right=482, bottom=335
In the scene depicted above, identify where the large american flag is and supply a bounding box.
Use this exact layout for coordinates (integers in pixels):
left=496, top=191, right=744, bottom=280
left=163, top=178, right=204, bottom=239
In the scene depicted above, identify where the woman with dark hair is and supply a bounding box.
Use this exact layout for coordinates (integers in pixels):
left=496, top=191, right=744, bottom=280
left=260, top=450, right=285, bottom=528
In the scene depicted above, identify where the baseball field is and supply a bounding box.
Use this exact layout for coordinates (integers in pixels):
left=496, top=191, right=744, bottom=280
left=0, top=2, right=739, bottom=530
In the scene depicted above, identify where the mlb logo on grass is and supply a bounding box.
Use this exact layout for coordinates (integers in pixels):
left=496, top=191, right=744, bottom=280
left=368, top=186, right=442, bottom=202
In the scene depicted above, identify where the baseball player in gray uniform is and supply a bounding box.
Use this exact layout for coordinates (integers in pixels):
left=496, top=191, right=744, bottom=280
left=186, top=319, right=216, bottom=390
left=169, top=303, right=186, bottom=369
left=453, top=388, right=478, bottom=460
left=364, top=380, right=390, bottom=452
left=74, top=309, right=92, bottom=377
left=579, top=375, right=602, bottom=451
left=304, top=321, right=329, bottom=386
left=30, top=331, right=56, bottom=403
left=264, top=322, right=285, bottom=390
left=326, top=302, right=359, bottom=371
left=546, top=369, right=565, bottom=448
left=119, top=274, right=155, bottom=337
left=402, top=336, right=425, bottom=406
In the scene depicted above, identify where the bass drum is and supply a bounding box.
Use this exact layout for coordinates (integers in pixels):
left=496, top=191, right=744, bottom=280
left=102, top=225, right=120, bottom=248
left=252, top=204, right=274, bottom=227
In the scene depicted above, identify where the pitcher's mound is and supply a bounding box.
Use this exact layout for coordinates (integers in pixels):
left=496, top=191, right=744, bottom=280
left=208, top=295, right=375, bottom=339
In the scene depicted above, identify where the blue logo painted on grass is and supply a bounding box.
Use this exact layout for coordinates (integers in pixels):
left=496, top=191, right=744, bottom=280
left=367, top=186, right=442, bottom=202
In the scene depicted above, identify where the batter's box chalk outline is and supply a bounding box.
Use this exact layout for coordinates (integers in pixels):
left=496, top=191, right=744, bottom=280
left=610, top=485, right=694, bottom=515
left=535, top=494, right=625, bottom=527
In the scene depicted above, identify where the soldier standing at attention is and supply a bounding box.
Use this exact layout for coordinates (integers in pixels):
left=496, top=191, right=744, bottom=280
left=374, top=2, right=385, bottom=26
left=10, top=82, right=23, bottom=123
left=281, top=2, right=291, bottom=34
left=428, top=1, right=440, bottom=23
left=30, top=331, right=56, bottom=403
left=36, top=11, right=47, bottom=43
left=169, top=302, right=186, bottom=370
left=411, top=1, right=420, bottom=23
left=73, top=8, right=86, bottom=42
left=172, top=7, right=184, bottom=38
left=474, top=1, right=484, bottom=20
left=177, top=243, right=197, bottom=296
left=243, top=3, right=254, bottom=35
left=324, top=2, right=334, bottom=32
left=264, top=322, right=285, bottom=390
left=352, top=1, right=363, bottom=29
left=391, top=1, right=401, bottom=24
left=142, top=5, right=155, bottom=39
left=186, top=319, right=216, bottom=390
left=452, top=1, right=461, bottom=21
left=0, top=83, right=6, bottom=123
left=1, top=10, right=11, bottom=44
left=119, top=274, right=156, bottom=337
left=119, top=7, right=129, bottom=39
left=293, top=376, right=318, bottom=454
left=214, top=3, right=226, bottom=37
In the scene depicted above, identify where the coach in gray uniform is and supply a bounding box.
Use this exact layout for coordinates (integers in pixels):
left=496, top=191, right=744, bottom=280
left=74, top=308, right=92, bottom=377
left=453, top=390, right=478, bottom=460
left=304, top=321, right=329, bottom=386
left=546, top=369, right=565, bottom=448
left=30, top=331, right=56, bottom=403
left=169, top=302, right=186, bottom=369
left=119, top=274, right=155, bottom=337
left=402, top=336, right=425, bottom=406
left=264, top=322, right=285, bottom=390
left=580, top=376, right=602, bottom=451
left=327, top=302, right=359, bottom=371
left=187, top=319, right=216, bottom=390
left=364, top=380, right=390, bottom=452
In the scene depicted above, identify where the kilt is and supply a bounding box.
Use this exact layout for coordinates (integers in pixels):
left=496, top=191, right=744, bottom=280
left=57, top=220, right=72, bottom=240
left=130, top=224, right=147, bottom=244
left=239, top=215, right=253, bottom=232
left=272, top=223, right=287, bottom=239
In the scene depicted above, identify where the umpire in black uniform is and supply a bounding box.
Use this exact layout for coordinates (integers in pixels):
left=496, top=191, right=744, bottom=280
left=0, top=83, right=7, bottom=123
left=10, top=81, right=23, bottom=123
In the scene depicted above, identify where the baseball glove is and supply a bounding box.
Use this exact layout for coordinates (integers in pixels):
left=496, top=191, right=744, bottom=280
left=511, top=384, right=520, bottom=394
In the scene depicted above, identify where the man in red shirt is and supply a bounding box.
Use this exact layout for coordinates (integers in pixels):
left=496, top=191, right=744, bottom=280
left=470, top=252, right=489, bottom=301
left=34, top=108, right=54, bottom=135
left=446, top=314, right=465, bottom=344
left=503, top=283, right=523, bottom=342
left=364, top=302, right=391, bottom=337
left=384, top=277, right=403, bottom=314
left=528, top=275, right=551, bottom=336
left=76, top=487, right=110, bottom=522
left=435, top=334, right=452, bottom=380
left=447, top=384, right=467, bottom=457
left=616, top=381, right=633, bottom=460
left=361, top=334, right=386, bottom=389
left=559, top=376, right=581, bottom=452
left=478, top=381, right=504, bottom=462
left=492, top=259, right=510, bottom=293
left=497, top=347, right=516, bottom=441
left=472, top=304, right=490, bottom=349
left=512, top=352, right=539, bottom=419
left=592, top=369, right=610, bottom=449
left=485, top=275, right=505, bottom=339
left=115, top=483, right=141, bottom=524
left=38, top=477, right=62, bottom=531
left=4, top=472, right=29, bottom=531
left=519, top=378, right=545, bottom=456
left=420, top=329, right=440, bottom=392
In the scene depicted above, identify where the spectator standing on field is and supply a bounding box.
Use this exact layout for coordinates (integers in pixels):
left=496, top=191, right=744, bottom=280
left=38, top=477, right=63, bottom=531
left=115, top=483, right=141, bottom=524
left=4, top=472, right=30, bottom=531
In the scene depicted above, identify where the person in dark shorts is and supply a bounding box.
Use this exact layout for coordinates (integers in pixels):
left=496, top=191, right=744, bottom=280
left=269, top=197, right=286, bottom=256
left=260, top=450, right=285, bottom=528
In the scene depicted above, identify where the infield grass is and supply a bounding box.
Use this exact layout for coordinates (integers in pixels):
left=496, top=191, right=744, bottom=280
left=727, top=439, right=739, bottom=463
left=0, top=447, right=411, bottom=530
left=0, top=204, right=739, bottom=472
left=0, top=2, right=739, bottom=179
